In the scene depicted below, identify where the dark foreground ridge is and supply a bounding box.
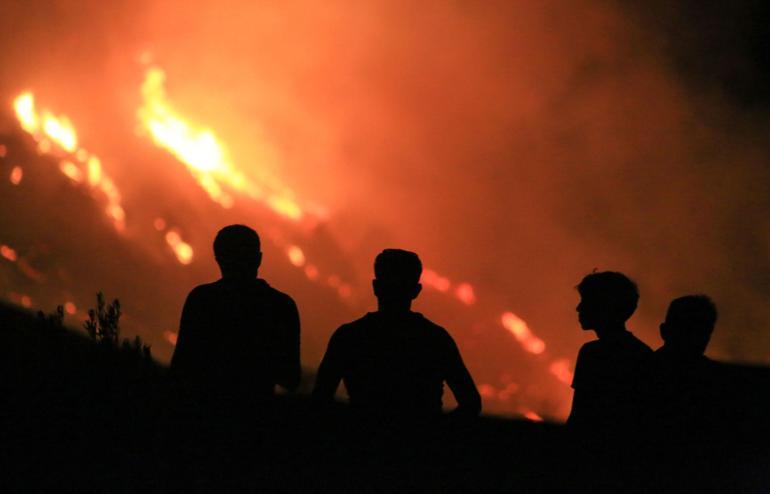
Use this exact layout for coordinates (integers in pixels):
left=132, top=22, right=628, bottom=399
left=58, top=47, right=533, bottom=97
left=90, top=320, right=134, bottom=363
left=1, top=301, right=769, bottom=493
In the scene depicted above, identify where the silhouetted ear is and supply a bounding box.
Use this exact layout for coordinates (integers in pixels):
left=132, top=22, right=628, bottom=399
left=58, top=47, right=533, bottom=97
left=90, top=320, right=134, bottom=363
left=256, top=251, right=263, bottom=269
left=372, top=279, right=380, bottom=298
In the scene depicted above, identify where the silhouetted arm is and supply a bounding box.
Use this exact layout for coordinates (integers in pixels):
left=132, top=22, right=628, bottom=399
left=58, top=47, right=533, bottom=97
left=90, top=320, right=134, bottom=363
left=312, top=329, right=346, bottom=403
left=170, top=289, right=204, bottom=380
left=275, top=298, right=301, bottom=392
left=445, top=337, right=482, bottom=417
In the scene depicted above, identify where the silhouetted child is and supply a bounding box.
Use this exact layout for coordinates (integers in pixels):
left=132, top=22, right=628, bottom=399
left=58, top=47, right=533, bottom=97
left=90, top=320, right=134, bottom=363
left=312, top=249, right=481, bottom=419
left=567, top=271, right=652, bottom=429
left=170, top=224, right=301, bottom=400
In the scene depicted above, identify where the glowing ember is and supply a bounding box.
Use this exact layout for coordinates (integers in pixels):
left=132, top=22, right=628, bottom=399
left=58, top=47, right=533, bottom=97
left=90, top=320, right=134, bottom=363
left=522, top=410, right=544, bottom=422
left=64, top=302, right=77, bottom=315
left=11, top=92, right=126, bottom=232
left=9, top=166, right=23, bottom=185
left=287, top=245, right=306, bottom=267
left=549, top=358, right=573, bottom=385
left=0, top=244, right=18, bottom=262
left=501, top=311, right=547, bottom=355
left=165, top=230, right=194, bottom=265
left=87, top=156, right=102, bottom=186
left=20, top=295, right=32, bottom=308
left=0, top=144, right=7, bottom=157
left=422, top=268, right=451, bottom=292
left=455, top=282, right=476, bottom=305
left=59, top=160, right=84, bottom=183
left=163, top=330, right=178, bottom=346
left=477, top=383, right=497, bottom=399
left=304, top=264, right=319, bottom=280
left=153, top=217, right=167, bottom=231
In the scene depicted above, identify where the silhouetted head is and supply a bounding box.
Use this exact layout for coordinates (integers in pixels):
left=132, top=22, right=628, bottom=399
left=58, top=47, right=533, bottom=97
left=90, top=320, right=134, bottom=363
left=576, top=271, right=638, bottom=332
left=660, top=295, right=717, bottom=356
left=213, top=224, right=262, bottom=279
left=373, top=249, right=422, bottom=311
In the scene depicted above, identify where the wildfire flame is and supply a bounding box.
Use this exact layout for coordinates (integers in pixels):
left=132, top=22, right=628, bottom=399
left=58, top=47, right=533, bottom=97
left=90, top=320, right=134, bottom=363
left=138, top=67, right=303, bottom=221
left=11, top=92, right=126, bottom=231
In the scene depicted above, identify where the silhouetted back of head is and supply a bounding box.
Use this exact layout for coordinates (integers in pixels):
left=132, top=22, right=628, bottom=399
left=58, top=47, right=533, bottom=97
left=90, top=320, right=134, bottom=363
left=373, top=249, right=422, bottom=307
left=576, top=271, right=639, bottom=330
left=661, top=295, right=717, bottom=356
left=213, top=224, right=262, bottom=279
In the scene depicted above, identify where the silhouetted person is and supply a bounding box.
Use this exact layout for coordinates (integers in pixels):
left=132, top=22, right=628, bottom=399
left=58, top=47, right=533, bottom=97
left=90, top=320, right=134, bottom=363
left=312, top=249, right=481, bottom=419
left=640, top=295, right=720, bottom=435
left=567, top=271, right=652, bottom=430
left=170, top=224, right=301, bottom=399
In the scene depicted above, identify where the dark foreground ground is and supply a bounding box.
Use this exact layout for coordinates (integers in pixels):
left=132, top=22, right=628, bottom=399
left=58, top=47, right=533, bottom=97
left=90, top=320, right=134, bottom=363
left=1, top=301, right=769, bottom=493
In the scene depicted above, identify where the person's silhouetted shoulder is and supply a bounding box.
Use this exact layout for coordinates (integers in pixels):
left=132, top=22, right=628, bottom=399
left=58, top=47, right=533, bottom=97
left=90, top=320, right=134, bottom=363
left=315, top=311, right=479, bottom=417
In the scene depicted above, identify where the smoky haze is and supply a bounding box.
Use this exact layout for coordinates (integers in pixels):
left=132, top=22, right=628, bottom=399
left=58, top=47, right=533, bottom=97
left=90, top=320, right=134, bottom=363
left=1, top=0, right=769, bottom=409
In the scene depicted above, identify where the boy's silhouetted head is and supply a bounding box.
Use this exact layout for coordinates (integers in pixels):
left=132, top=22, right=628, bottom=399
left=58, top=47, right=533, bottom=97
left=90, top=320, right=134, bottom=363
left=213, top=224, right=262, bottom=279
left=660, top=295, right=717, bottom=356
left=576, top=271, right=639, bottom=332
left=373, top=249, right=422, bottom=311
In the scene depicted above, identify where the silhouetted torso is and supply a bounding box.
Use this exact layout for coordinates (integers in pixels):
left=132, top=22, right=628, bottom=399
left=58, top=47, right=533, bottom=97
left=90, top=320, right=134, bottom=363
left=639, top=347, right=720, bottom=436
left=568, top=330, right=652, bottom=428
left=170, top=278, right=300, bottom=398
left=313, top=311, right=480, bottom=417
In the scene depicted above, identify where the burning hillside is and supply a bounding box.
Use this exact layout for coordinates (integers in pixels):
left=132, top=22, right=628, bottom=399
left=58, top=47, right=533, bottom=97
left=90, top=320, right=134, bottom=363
left=0, top=65, right=570, bottom=419
left=2, top=0, right=770, bottom=422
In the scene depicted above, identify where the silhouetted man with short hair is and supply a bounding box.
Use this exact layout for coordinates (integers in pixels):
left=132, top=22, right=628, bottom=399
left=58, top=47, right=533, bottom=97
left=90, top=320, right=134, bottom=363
left=170, top=224, right=301, bottom=399
left=312, top=249, right=481, bottom=419
left=641, top=295, right=720, bottom=432
left=567, top=271, right=652, bottom=429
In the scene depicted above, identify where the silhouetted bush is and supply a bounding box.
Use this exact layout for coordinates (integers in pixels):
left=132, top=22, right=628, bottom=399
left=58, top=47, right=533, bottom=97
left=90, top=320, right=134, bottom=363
left=84, top=292, right=121, bottom=345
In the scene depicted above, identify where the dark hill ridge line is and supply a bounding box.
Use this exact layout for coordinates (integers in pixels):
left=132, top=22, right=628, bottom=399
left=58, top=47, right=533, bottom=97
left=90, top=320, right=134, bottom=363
left=1, top=301, right=769, bottom=492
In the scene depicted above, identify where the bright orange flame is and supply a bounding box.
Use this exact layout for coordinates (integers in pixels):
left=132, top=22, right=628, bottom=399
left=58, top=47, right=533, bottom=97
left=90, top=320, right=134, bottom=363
left=287, top=245, right=306, bottom=267
left=137, top=67, right=303, bottom=220
left=64, top=302, right=77, bottom=315
left=0, top=245, right=18, bottom=262
left=14, top=93, right=38, bottom=134
left=165, top=230, right=194, bottom=265
left=9, top=166, right=23, bottom=185
left=11, top=92, right=126, bottom=232
left=42, top=111, right=78, bottom=152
